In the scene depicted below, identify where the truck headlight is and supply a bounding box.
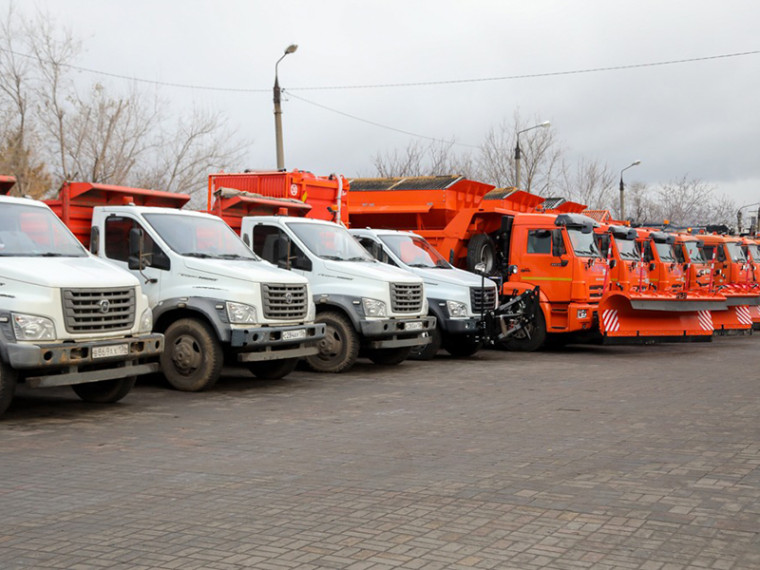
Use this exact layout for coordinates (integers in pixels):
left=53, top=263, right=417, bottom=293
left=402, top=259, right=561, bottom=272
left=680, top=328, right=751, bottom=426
left=362, top=298, right=387, bottom=317
left=446, top=300, right=468, bottom=318
left=12, top=313, right=56, bottom=341
left=139, top=308, right=154, bottom=333
left=226, top=301, right=258, bottom=324
left=577, top=309, right=588, bottom=319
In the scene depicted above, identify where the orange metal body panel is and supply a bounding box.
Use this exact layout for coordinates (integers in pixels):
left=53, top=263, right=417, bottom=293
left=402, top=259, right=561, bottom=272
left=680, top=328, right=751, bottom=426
left=595, top=226, right=717, bottom=339
left=0, top=175, right=16, bottom=195
left=45, top=182, right=190, bottom=248
left=208, top=170, right=348, bottom=225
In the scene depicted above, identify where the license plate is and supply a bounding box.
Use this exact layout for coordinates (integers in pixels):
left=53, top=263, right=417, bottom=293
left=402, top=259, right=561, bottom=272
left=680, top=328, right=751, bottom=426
left=92, top=344, right=129, bottom=359
left=405, top=321, right=423, bottom=331
left=282, top=329, right=306, bottom=341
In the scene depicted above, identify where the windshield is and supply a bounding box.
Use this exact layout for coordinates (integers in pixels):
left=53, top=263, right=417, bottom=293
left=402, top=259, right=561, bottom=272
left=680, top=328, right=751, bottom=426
left=566, top=228, right=601, bottom=258
left=748, top=244, right=760, bottom=261
left=380, top=234, right=451, bottom=268
left=654, top=242, right=677, bottom=262
left=144, top=213, right=257, bottom=259
left=726, top=242, right=747, bottom=262
left=288, top=222, right=374, bottom=261
left=614, top=237, right=640, bottom=260
left=683, top=241, right=705, bottom=263
left=0, top=203, right=87, bottom=257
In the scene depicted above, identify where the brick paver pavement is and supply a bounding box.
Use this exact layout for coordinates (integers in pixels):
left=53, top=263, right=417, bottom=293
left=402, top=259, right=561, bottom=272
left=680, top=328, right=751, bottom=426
left=1, top=336, right=758, bottom=569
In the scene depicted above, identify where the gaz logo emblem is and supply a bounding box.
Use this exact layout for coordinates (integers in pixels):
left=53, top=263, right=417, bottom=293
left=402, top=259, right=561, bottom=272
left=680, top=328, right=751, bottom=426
left=289, top=184, right=299, bottom=197
left=98, top=299, right=111, bottom=314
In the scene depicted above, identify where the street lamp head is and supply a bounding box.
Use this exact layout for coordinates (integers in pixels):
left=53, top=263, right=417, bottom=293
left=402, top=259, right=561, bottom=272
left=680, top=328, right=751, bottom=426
left=631, top=160, right=641, bottom=166
left=539, top=121, right=551, bottom=128
left=284, top=44, right=298, bottom=55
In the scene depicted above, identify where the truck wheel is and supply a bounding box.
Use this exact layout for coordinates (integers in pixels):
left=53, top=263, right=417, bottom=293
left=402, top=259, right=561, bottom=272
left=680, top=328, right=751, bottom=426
left=409, top=326, right=442, bottom=360
left=443, top=336, right=481, bottom=358
left=71, top=376, right=136, bottom=403
left=366, top=346, right=413, bottom=366
left=249, top=358, right=299, bottom=380
left=0, top=361, right=18, bottom=417
left=467, top=234, right=496, bottom=273
left=502, top=308, right=547, bottom=351
left=161, top=318, right=223, bottom=391
left=306, top=311, right=360, bottom=373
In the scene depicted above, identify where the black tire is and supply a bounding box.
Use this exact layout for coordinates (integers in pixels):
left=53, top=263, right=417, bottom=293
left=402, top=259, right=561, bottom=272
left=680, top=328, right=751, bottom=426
left=502, top=307, right=547, bottom=352
left=161, top=318, right=223, bottom=391
left=306, top=311, right=360, bottom=373
left=0, top=361, right=18, bottom=417
left=249, top=358, right=299, bottom=380
left=366, top=346, right=413, bottom=366
left=442, top=336, right=481, bottom=358
left=71, top=376, right=136, bottom=403
left=466, top=234, right=496, bottom=273
left=409, top=325, right=442, bottom=361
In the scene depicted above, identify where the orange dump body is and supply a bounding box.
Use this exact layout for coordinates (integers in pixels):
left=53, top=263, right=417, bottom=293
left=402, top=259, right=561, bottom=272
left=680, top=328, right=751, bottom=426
left=45, top=182, right=190, bottom=248
left=207, top=170, right=349, bottom=230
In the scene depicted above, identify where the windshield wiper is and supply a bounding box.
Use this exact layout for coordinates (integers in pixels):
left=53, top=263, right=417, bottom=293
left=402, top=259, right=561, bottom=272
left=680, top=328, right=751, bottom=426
left=216, top=253, right=254, bottom=260
left=320, top=255, right=345, bottom=261
left=407, top=263, right=435, bottom=268
left=181, top=252, right=215, bottom=258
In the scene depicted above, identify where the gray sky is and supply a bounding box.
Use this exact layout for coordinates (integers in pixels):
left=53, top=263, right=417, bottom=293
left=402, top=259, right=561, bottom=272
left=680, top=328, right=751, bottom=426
left=8, top=0, right=760, bottom=206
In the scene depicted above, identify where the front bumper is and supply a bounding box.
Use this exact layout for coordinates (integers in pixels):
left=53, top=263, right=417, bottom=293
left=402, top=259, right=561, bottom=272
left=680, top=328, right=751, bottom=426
left=230, top=323, right=326, bottom=362
left=6, top=333, right=164, bottom=388
left=359, top=316, right=437, bottom=349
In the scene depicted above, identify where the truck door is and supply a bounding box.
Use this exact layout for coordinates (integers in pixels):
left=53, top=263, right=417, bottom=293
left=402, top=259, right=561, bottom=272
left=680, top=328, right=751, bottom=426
left=104, top=215, right=167, bottom=306
left=520, top=228, right=572, bottom=301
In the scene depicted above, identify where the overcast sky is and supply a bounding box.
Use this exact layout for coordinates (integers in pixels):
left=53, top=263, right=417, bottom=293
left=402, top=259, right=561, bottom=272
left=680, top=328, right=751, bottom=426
left=7, top=0, right=759, bottom=206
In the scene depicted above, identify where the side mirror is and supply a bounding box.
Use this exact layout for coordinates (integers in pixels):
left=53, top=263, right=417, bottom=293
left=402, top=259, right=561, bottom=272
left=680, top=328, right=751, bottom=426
left=90, top=227, right=100, bottom=254
left=683, top=263, right=690, bottom=270
left=609, top=259, right=617, bottom=270
left=649, top=262, right=656, bottom=271
left=507, top=264, right=519, bottom=275
left=128, top=228, right=146, bottom=270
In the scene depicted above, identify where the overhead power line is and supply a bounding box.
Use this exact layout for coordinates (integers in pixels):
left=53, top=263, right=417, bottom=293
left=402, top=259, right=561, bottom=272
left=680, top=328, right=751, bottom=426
left=0, top=47, right=757, bottom=93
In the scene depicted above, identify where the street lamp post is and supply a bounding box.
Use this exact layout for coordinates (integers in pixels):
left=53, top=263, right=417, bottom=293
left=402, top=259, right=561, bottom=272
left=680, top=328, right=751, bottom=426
left=618, top=160, right=641, bottom=222
left=514, top=121, right=550, bottom=191
left=273, top=44, right=298, bottom=171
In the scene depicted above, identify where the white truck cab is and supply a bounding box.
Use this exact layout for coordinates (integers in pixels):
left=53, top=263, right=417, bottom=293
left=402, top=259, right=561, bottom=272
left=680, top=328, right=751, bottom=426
left=239, top=216, right=436, bottom=372
left=0, top=194, right=163, bottom=416
left=87, top=205, right=324, bottom=390
left=350, top=228, right=498, bottom=359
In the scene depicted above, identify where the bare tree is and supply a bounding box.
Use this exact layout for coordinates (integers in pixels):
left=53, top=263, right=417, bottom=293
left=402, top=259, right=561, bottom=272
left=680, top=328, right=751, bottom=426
left=0, top=4, right=247, bottom=199
left=556, top=157, right=616, bottom=210
left=372, top=139, right=473, bottom=178
left=476, top=112, right=562, bottom=194
left=135, top=108, right=246, bottom=203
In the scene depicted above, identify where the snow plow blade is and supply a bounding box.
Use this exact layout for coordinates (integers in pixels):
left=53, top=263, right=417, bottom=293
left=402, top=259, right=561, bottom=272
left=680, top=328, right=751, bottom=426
left=598, top=293, right=714, bottom=343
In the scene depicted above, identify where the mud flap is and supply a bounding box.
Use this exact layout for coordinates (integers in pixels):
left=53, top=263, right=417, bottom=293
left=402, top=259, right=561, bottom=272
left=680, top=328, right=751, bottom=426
left=598, top=293, right=714, bottom=343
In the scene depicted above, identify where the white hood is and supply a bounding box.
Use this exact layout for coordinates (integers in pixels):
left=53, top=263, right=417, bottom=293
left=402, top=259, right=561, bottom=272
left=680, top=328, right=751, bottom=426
left=413, top=266, right=496, bottom=289
left=2, top=255, right=140, bottom=288
left=182, top=257, right=308, bottom=285
left=322, top=259, right=422, bottom=284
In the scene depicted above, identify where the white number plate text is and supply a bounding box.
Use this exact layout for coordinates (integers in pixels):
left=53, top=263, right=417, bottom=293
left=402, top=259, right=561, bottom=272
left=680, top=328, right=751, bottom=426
left=92, top=344, right=129, bottom=359
left=282, top=329, right=307, bottom=341
left=405, top=321, right=423, bottom=331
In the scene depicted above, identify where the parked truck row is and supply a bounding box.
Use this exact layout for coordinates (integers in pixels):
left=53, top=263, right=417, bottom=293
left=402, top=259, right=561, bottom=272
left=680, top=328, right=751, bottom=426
left=2, top=169, right=757, bottom=417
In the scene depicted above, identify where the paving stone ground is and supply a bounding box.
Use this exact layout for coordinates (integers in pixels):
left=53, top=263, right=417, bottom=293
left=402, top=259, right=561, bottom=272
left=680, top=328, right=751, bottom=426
left=1, top=336, right=759, bottom=569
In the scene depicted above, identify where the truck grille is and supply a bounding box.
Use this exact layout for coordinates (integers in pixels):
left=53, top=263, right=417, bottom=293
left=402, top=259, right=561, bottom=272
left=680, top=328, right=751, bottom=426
left=391, top=283, right=423, bottom=313
left=262, top=283, right=308, bottom=320
left=61, top=287, right=136, bottom=333
left=470, top=286, right=497, bottom=312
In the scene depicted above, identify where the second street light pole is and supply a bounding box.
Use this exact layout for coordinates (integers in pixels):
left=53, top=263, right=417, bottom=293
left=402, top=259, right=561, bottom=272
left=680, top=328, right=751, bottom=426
left=273, top=44, right=298, bottom=171
left=514, top=121, right=550, bottom=191
left=618, top=160, right=641, bottom=222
